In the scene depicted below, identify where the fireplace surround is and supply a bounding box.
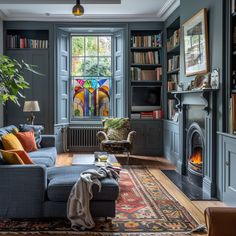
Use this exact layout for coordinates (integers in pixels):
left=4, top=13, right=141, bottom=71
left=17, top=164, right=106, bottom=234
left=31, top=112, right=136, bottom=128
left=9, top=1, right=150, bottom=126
left=173, top=89, right=217, bottom=197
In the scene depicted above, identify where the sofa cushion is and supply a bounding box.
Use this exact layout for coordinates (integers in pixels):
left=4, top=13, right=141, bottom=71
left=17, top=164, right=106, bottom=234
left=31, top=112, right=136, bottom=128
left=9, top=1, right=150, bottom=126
left=1, top=133, right=24, bottom=150
left=15, top=131, right=38, bottom=152
left=0, top=149, right=25, bottom=164
left=47, top=166, right=119, bottom=202
left=32, top=157, right=54, bottom=167
left=19, top=124, right=44, bottom=148
left=28, top=147, right=57, bottom=162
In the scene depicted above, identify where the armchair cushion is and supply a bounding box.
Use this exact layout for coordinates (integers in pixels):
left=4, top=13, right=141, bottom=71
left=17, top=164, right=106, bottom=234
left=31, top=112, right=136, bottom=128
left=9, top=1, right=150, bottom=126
left=104, top=118, right=130, bottom=141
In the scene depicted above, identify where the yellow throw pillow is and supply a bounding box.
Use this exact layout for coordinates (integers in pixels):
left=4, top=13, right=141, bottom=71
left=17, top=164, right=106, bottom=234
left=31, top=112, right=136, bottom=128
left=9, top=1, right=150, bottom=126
left=0, top=150, right=24, bottom=165
left=1, top=133, right=24, bottom=150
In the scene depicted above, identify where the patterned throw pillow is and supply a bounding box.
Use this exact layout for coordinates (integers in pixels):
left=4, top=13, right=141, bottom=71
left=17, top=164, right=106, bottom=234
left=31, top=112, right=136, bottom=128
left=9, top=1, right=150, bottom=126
left=19, top=124, right=44, bottom=148
left=104, top=118, right=130, bottom=141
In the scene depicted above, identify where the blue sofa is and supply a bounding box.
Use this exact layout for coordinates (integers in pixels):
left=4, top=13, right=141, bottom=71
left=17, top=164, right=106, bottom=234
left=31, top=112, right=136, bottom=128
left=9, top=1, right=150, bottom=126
left=0, top=125, right=119, bottom=219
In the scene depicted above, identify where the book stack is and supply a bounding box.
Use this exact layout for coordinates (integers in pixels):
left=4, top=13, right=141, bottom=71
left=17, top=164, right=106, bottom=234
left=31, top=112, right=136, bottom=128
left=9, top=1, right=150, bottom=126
left=167, top=29, right=180, bottom=51
left=168, top=81, right=177, bottom=92
left=131, top=68, right=162, bottom=81
left=131, top=33, right=162, bottom=48
left=132, top=51, right=160, bottom=64
left=153, top=110, right=163, bottom=119
left=156, top=68, right=162, bottom=81
left=141, top=112, right=154, bottom=119
left=168, top=99, right=176, bottom=120
left=168, top=55, right=180, bottom=72
left=7, top=35, right=49, bottom=49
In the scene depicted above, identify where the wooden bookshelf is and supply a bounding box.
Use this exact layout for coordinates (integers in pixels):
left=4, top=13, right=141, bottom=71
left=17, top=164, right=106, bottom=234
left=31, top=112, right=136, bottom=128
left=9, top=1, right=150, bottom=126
left=129, top=29, right=164, bottom=120
left=165, top=17, right=180, bottom=121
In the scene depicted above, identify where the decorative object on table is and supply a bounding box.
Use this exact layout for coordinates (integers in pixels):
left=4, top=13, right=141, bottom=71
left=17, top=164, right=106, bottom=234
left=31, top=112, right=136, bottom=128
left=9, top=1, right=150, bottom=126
left=0, top=55, right=42, bottom=105
left=183, top=8, right=209, bottom=76
left=177, top=82, right=184, bottom=91
left=172, top=112, right=179, bottom=122
left=193, top=74, right=210, bottom=90
left=210, top=69, right=220, bottom=89
left=97, top=118, right=136, bottom=164
left=23, top=101, right=40, bottom=125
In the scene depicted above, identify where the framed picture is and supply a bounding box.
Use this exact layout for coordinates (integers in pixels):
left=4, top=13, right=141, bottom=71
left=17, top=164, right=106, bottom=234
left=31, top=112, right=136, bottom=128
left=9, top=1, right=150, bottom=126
left=183, top=8, right=209, bottom=77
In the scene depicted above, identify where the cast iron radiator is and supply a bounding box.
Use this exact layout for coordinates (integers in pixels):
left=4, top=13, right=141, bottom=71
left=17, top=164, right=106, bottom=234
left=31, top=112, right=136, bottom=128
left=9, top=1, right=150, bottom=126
left=67, top=126, right=103, bottom=152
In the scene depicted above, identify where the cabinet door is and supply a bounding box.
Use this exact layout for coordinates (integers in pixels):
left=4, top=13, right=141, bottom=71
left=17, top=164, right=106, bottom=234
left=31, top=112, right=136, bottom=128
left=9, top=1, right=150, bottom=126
left=223, top=136, right=236, bottom=204
left=131, top=123, right=145, bottom=154
left=145, top=123, right=163, bottom=155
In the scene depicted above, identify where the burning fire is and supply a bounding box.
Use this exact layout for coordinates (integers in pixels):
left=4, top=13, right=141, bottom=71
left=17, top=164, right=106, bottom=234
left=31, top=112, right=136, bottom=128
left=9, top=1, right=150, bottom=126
left=190, top=148, right=202, bottom=165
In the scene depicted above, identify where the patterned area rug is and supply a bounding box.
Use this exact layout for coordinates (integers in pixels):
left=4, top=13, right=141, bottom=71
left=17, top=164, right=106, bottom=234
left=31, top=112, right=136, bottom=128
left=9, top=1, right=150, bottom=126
left=0, top=167, right=198, bottom=235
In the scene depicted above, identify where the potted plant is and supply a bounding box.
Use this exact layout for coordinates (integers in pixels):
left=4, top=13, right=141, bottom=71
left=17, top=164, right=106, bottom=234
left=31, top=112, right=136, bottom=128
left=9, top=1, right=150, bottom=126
left=0, top=55, right=42, bottom=106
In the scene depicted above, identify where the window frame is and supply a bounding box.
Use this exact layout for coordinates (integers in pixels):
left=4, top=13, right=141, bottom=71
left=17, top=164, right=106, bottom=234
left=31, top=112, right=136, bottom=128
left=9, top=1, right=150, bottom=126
left=70, top=33, right=114, bottom=122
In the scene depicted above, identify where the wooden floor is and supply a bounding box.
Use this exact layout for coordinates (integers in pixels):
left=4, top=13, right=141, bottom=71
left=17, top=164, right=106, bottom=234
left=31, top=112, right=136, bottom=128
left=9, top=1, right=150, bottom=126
left=57, top=153, right=226, bottom=236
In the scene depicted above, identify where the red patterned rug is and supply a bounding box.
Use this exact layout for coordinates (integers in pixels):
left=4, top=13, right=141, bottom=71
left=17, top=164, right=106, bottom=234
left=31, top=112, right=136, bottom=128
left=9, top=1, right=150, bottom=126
left=0, top=167, right=199, bottom=235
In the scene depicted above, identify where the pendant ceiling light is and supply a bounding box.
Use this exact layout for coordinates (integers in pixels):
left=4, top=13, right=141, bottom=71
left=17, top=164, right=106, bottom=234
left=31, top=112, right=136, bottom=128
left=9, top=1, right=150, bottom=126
left=72, top=0, right=84, bottom=16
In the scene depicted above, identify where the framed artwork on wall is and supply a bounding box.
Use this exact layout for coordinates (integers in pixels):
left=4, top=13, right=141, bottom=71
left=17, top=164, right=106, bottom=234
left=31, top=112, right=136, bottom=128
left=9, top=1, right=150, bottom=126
left=183, top=8, right=209, bottom=77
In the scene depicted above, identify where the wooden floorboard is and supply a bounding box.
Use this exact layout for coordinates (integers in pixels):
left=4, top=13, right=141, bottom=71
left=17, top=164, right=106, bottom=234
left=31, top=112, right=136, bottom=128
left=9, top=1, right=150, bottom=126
left=56, top=153, right=226, bottom=236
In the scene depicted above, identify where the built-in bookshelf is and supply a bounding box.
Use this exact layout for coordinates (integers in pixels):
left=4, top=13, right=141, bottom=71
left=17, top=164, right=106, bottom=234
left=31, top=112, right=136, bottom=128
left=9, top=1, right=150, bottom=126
left=6, top=30, right=49, bottom=49
left=130, top=30, right=163, bottom=120
left=166, top=18, right=180, bottom=121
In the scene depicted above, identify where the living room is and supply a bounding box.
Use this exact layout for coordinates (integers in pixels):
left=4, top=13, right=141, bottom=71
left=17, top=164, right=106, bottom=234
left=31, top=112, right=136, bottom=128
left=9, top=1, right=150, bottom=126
left=0, top=0, right=235, bottom=235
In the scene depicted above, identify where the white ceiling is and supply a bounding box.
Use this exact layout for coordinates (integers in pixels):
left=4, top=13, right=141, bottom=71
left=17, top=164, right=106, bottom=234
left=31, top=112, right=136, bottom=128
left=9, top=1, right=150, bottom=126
left=0, top=0, right=180, bottom=22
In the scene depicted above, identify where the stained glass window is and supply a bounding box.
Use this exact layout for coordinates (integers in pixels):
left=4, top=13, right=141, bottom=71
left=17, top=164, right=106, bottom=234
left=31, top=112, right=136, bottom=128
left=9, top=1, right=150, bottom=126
left=71, top=36, right=112, bottom=118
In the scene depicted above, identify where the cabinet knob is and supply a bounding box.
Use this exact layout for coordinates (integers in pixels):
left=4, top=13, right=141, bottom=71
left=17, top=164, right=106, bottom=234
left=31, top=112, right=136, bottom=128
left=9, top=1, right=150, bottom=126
left=225, top=161, right=229, bottom=166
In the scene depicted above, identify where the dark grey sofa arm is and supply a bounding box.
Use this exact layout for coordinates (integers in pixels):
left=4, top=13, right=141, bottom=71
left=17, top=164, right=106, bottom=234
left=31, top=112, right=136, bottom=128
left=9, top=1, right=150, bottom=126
left=0, top=165, right=47, bottom=218
left=40, top=135, right=56, bottom=148
left=0, top=165, right=47, bottom=201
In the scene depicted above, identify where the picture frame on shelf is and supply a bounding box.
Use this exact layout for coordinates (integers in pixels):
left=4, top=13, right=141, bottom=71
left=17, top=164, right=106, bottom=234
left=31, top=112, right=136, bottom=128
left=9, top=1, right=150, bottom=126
left=183, top=8, right=209, bottom=77
left=210, top=69, right=220, bottom=89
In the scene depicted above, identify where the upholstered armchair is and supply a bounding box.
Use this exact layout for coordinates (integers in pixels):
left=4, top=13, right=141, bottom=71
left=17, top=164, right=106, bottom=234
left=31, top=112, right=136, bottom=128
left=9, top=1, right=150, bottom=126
left=97, top=118, right=136, bottom=164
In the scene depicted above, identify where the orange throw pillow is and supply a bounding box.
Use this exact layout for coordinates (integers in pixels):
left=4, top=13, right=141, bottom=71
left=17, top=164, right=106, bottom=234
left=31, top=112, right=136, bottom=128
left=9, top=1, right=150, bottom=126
left=1, top=133, right=24, bottom=150
left=0, top=150, right=24, bottom=165
left=15, top=132, right=38, bottom=153
left=14, top=150, right=34, bottom=164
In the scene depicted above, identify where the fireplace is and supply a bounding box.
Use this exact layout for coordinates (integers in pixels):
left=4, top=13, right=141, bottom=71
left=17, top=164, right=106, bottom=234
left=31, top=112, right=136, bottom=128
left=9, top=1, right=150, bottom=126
left=186, top=122, right=204, bottom=188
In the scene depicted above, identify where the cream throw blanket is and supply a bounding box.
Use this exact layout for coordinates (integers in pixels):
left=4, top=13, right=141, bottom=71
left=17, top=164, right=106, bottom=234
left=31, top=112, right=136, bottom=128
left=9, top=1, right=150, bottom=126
left=67, top=167, right=119, bottom=230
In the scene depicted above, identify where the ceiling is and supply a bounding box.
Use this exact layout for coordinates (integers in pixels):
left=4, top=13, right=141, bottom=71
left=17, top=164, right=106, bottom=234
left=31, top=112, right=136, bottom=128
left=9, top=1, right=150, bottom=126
left=0, top=0, right=180, bottom=22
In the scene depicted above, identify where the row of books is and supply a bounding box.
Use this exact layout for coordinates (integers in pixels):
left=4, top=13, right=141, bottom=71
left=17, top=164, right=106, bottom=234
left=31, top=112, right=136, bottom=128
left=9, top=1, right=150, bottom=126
left=131, top=33, right=162, bottom=48
left=167, top=81, right=177, bottom=92
left=132, top=51, right=160, bottom=65
left=131, top=68, right=162, bottom=81
left=168, top=99, right=177, bottom=120
left=168, top=55, right=180, bottom=72
left=131, top=110, right=163, bottom=119
left=167, top=29, right=180, bottom=52
left=7, top=35, right=49, bottom=49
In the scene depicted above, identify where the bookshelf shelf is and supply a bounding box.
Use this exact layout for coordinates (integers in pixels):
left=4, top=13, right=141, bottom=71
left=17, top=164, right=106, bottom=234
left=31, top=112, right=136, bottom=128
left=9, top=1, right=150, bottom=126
left=131, top=80, right=162, bottom=83
left=131, top=64, right=162, bottom=67
left=167, top=68, right=180, bottom=74
left=131, top=47, right=162, bottom=51
left=167, top=45, right=180, bottom=54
